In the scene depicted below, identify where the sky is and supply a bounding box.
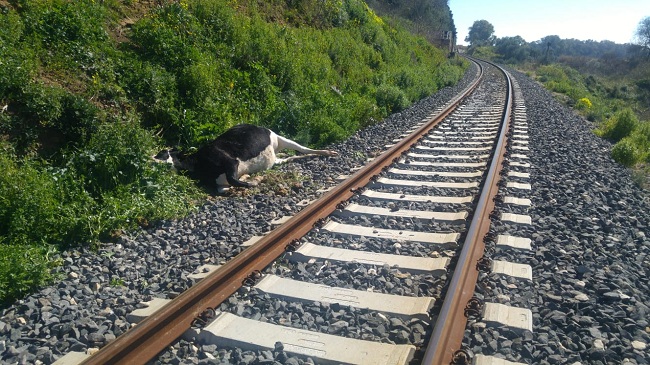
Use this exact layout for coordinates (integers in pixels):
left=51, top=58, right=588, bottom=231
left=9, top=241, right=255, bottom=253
left=450, top=0, right=650, bottom=46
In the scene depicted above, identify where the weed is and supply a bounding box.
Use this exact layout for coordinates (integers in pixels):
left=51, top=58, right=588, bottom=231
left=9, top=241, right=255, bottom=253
left=110, top=277, right=125, bottom=287
left=631, top=167, right=649, bottom=189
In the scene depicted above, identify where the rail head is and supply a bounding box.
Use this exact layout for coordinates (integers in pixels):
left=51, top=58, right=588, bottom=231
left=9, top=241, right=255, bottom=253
left=421, top=57, right=514, bottom=365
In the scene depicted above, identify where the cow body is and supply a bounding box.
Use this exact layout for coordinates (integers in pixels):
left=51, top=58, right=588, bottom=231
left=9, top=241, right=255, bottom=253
left=155, top=124, right=337, bottom=192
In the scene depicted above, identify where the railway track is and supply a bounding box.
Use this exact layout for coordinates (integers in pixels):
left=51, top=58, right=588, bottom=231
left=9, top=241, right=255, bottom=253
left=56, top=59, right=535, bottom=365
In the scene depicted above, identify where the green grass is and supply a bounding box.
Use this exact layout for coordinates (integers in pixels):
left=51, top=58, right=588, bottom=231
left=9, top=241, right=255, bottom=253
left=0, top=243, right=62, bottom=304
left=0, top=0, right=466, bottom=305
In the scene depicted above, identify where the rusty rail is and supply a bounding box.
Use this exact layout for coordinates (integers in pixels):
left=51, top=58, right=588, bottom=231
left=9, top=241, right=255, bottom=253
left=421, top=59, right=514, bottom=365
left=80, top=61, right=484, bottom=365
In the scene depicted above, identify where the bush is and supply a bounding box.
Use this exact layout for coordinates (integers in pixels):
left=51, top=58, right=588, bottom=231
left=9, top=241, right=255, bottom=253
left=7, top=84, right=101, bottom=154
left=596, top=108, right=639, bottom=142
left=125, top=0, right=465, bottom=148
left=20, top=0, right=112, bottom=73
left=0, top=9, right=35, bottom=97
left=22, top=82, right=65, bottom=125
left=0, top=153, right=67, bottom=247
left=117, top=59, right=182, bottom=142
left=22, top=0, right=108, bottom=48
left=611, top=137, right=640, bottom=167
left=65, top=119, right=202, bottom=240
left=130, top=2, right=203, bottom=71
left=375, top=84, right=409, bottom=114
left=0, top=120, right=202, bottom=263
left=640, top=124, right=650, bottom=163
left=536, top=64, right=592, bottom=104
left=470, top=46, right=498, bottom=60
left=628, top=122, right=650, bottom=163
left=69, top=120, right=167, bottom=196
left=0, top=243, right=61, bottom=307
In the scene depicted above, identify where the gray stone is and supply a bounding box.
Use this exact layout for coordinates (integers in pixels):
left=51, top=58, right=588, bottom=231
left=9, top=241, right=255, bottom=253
left=327, top=320, right=349, bottom=334
left=631, top=340, right=646, bottom=351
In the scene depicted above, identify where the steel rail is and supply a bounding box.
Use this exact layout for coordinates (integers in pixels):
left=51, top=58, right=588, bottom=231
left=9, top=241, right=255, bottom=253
left=421, top=59, right=514, bottom=365
left=80, top=60, right=484, bottom=365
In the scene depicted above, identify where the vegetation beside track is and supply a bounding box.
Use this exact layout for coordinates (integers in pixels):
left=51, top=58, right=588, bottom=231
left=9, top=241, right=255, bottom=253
left=524, top=62, right=650, bottom=186
left=0, top=0, right=466, bottom=305
left=462, top=19, right=650, bottom=185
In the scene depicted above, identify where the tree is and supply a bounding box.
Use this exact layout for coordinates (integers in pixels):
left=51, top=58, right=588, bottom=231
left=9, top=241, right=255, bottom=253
left=536, top=35, right=563, bottom=63
left=635, top=16, right=650, bottom=57
left=465, top=20, right=495, bottom=47
left=494, top=36, right=530, bottom=63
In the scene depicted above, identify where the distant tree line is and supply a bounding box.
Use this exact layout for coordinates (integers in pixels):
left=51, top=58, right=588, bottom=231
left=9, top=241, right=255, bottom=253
left=464, top=18, right=650, bottom=65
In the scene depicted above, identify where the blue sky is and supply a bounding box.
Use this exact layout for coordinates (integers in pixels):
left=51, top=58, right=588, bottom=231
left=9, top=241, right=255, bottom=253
left=450, top=0, right=650, bottom=45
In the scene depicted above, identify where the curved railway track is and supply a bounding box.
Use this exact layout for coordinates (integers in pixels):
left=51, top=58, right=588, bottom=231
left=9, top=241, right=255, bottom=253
left=72, top=58, right=533, bottom=365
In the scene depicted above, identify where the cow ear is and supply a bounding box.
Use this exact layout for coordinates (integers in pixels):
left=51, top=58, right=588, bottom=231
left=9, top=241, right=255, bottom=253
left=154, top=149, right=170, bottom=160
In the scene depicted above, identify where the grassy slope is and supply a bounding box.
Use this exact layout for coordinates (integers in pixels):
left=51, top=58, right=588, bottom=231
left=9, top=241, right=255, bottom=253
left=0, top=0, right=467, bottom=305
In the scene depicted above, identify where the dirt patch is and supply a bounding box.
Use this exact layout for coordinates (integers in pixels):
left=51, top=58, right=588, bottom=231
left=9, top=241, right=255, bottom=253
left=105, top=0, right=170, bottom=44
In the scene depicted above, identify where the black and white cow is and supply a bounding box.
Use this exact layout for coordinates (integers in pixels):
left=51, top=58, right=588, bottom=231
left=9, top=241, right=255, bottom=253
left=155, top=124, right=337, bottom=193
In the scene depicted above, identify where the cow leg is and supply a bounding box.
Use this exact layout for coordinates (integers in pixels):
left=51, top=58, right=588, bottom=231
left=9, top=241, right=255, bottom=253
left=273, top=133, right=337, bottom=156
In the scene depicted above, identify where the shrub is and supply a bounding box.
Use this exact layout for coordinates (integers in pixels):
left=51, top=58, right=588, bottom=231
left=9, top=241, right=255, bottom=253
left=21, top=82, right=65, bottom=125
left=20, top=0, right=111, bottom=72
left=0, top=243, right=60, bottom=306
left=0, top=9, right=35, bottom=97
left=117, top=59, right=182, bottom=143
left=22, top=0, right=107, bottom=48
left=628, top=122, right=650, bottom=163
left=129, top=2, right=203, bottom=70
left=0, top=146, right=97, bottom=247
left=0, top=118, right=202, bottom=262
left=611, top=137, right=640, bottom=167
left=65, top=119, right=202, bottom=240
left=470, top=46, right=498, bottom=60
left=375, top=84, right=409, bottom=114
left=536, top=64, right=592, bottom=104
left=0, top=153, right=65, bottom=247
left=1, top=79, right=102, bottom=154
left=126, top=0, right=465, bottom=148
left=51, top=94, right=100, bottom=146
left=69, top=120, right=163, bottom=196
left=596, top=108, right=639, bottom=142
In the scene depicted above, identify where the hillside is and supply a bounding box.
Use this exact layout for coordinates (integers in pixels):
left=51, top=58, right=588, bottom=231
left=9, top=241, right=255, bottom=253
left=0, top=0, right=467, bottom=304
left=365, top=0, right=455, bottom=47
